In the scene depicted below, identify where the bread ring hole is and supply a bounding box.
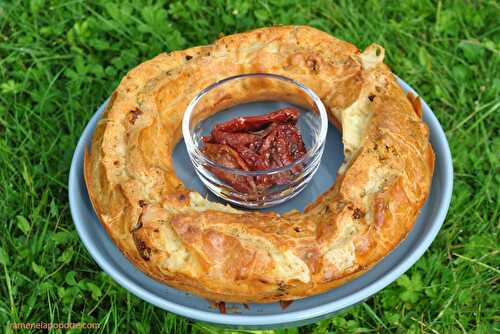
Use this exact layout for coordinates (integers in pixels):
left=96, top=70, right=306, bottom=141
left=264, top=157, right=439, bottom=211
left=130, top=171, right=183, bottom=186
left=176, top=72, right=345, bottom=212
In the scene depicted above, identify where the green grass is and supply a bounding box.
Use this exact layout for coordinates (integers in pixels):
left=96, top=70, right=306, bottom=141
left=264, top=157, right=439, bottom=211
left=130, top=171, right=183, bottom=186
left=0, top=0, right=499, bottom=333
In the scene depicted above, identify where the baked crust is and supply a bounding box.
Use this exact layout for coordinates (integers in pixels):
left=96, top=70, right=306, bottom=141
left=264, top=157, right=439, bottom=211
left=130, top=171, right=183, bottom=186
left=84, top=26, right=434, bottom=303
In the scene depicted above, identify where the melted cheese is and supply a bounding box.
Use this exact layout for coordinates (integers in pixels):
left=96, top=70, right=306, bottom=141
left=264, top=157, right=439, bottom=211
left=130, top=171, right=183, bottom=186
left=360, top=44, right=385, bottom=70
left=188, top=192, right=241, bottom=214
left=341, top=97, right=372, bottom=162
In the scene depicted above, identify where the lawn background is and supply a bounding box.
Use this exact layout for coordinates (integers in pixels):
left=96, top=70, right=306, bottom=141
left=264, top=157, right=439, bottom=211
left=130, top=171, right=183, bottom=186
left=0, top=0, right=498, bottom=333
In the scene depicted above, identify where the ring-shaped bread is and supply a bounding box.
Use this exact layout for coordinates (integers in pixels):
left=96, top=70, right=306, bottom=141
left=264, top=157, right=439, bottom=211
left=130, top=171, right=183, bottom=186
left=84, top=26, right=434, bottom=303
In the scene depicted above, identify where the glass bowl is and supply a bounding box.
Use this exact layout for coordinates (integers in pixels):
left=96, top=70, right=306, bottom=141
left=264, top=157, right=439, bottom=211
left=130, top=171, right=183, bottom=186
left=182, top=73, right=328, bottom=208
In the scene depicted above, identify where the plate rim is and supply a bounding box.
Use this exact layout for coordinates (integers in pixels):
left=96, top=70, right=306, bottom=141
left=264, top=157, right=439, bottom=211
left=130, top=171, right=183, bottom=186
left=68, top=77, right=453, bottom=326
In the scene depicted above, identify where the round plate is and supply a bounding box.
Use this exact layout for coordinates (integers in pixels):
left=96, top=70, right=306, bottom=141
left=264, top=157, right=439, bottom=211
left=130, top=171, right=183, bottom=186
left=69, top=78, right=453, bottom=328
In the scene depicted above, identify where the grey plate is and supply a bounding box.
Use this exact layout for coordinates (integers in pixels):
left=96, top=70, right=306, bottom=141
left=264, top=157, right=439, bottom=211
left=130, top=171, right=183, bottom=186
left=69, top=78, right=453, bottom=328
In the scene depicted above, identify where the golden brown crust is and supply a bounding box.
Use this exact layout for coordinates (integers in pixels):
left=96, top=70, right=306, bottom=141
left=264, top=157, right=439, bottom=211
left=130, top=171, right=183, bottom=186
left=84, top=26, right=434, bottom=303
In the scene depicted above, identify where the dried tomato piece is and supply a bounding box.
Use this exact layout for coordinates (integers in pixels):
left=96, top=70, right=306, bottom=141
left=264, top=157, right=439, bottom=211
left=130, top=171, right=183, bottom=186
left=204, top=130, right=262, bottom=149
left=257, top=124, right=306, bottom=186
left=202, top=143, right=256, bottom=193
left=201, top=107, right=307, bottom=193
left=211, top=108, right=300, bottom=133
left=273, top=124, right=307, bottom=170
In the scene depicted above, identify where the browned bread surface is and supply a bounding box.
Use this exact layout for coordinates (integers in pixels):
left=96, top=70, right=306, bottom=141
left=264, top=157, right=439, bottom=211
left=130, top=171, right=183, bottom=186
left=84, top=25, right=434, bottom=303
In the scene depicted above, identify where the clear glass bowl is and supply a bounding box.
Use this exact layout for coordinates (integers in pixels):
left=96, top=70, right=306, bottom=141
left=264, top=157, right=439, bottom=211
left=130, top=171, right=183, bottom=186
left=182, top=73, right=328, bottom=208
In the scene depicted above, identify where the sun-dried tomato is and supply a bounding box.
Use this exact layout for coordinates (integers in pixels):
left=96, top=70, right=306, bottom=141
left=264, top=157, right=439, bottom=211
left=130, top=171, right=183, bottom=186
left=202, top=143, right=256, bottom=193
left=210, top=108, right=300, bottom=133
left=202, top=108, right=307, bottom=193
